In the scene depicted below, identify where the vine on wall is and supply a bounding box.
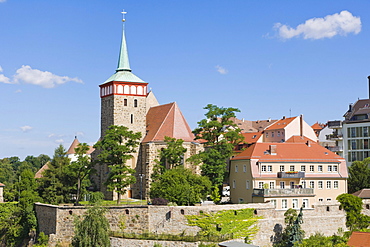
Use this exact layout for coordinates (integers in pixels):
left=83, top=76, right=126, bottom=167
left=186, top=208, right=260, bottom=240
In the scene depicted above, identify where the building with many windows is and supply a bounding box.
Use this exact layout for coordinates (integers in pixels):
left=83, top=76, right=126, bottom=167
left=229, top=137, right=348, bottom=209
left=327, top=98, right=370, bottom=166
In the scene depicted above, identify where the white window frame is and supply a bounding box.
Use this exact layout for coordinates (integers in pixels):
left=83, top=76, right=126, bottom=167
left=292, top=199, right=298, bottom=209
left=302, top=181, right=306, bottom=188
left=282, top=199, right=287, bottom=209
left=333, top=165, right=338, bottom=172
left=280, top=165, right=285, bottom=172
left=327, top=181, right=331, bottom=189
left=318, top=165, right=323, bottom=172
left=334, top=181, right=338, bottom=189
left=301, top=165, right=306, bottom=172
left=290, top=165, right=295, bottom=171
left=246, top=180, right=250, bottom=190
left=233, top=180, right=236, bottom=189
left=302, top=199, right=309, bottom=208
left=267, top=165, right=272, bottom=172
left=318, top=181, right=323, bottom=189
left=235, top=165, right=238, bottom=173
left=261, top=165, right=266, bottom=172
left=328, top=165, right=332, bottom=172
left=309, top=181, right=314, bottom=188
left=258, top=182, right=264, bottom=189
left=243, top=165, right=247, bottom=173
left=280, top=181, right=285, bottom=189
left=310, top=165, right=314, bottom=172
left=271, top=199, right=276, bottom=208
left=318, top=198, right=324, bottom=202
left=269, top=182, right=275, bottom=189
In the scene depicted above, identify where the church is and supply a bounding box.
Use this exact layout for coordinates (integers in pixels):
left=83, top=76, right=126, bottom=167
left=93, top=14, right=202, bottom=200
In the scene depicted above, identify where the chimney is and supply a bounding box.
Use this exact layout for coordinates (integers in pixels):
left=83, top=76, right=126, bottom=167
left=368, top=76, right=370, bottom=99
left=300, top=114, right=304, bottom=137
left=306, top=140, right=311, bottom=147
left=282, top=116, right=286, bottom=120
left=349, top=104, right=352, bottom=112
left=270, top=145, right=277, bottom=155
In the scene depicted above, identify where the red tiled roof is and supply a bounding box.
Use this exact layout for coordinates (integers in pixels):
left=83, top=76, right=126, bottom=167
left=66, top=137, right=95, bottom=155
left=265, top=117, right=296, bottom=130
left=285, top=135, right=316, bottom=143
left=347, top=231, right=370, bottom=247
left=143, top=102, right=195, bottom=142
left=311, top=122, right=324, bottom=130
left=231, top=142, right=348, bottom=178
left=241, top=132, right=263, bottom=144
left=353, top=189, right=370, bottom=199
left=34, top=162, right=50, bottom=179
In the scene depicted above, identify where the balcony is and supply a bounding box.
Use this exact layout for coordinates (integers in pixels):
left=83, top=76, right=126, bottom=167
left=326, top=133, right=343, bottom=140
left=277, top=171, right=305, bottom=178
left=253, top=188, right=314, bottom=197
left=327, top=120, right=342, bottom=129
left=326, top=146, right=343, bottom=152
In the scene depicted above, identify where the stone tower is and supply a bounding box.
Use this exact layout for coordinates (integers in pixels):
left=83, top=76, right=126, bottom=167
left=99, top=15, right=148, bottom=139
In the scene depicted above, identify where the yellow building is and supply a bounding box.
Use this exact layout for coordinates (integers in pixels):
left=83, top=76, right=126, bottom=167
left=229, top=136, right=348, bottom=209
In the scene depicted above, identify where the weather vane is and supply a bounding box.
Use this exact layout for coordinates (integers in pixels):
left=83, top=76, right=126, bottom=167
left=121, top=9, right=127, bottom=22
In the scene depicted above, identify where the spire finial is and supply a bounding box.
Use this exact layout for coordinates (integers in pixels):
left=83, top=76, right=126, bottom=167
left=121, top=9, right=127, bottom=22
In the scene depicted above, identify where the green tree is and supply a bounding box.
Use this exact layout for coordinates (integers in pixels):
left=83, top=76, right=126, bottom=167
left=150, top=167, right=211, bottom=206
left=69, top=143, right=95, bottom=205
left=37, top=145, right=73, bottom=204
left=190, top=104, right=244, bottom=189
left=94, top=125, right=142, bottom=204
left=348, top=158, right=370, bottom=193
left=299, top=232, right=348, bottom=247
left=336, top=193, right=370, bottom=231
left=72, top=205, right=110, bottom=247
left=274, top=208, right=304, bottom=247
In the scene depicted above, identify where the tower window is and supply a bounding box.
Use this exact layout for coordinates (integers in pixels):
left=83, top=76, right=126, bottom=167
left=131, top=114, right=133, bottom=124
left=134, top=99, right=138, bottom=107
left=124, top=99, right=127, bottom=106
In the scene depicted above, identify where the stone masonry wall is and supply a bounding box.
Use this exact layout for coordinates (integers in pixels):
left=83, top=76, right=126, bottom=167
left=36, top=202, right=347, bottom=247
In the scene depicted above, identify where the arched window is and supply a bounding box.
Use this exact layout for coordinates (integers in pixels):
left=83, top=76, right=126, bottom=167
left=134, top=99, right=138, bottom=107
left=124, top=85, right=129, bottom=94
left=124, top=99, right=127, bottom=106
left=118, top=85, right=123, bottom=94
left=131, top=86, right=136, bottom=95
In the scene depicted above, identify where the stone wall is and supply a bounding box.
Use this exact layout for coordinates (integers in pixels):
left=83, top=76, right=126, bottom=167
left=35, top=202, right=347, bottom=247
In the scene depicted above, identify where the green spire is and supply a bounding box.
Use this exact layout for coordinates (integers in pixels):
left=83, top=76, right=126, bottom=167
left=116, top=10, right=131, bottom=72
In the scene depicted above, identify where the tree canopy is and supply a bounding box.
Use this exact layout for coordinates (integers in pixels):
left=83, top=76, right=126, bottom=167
left=94, top=125, right=141, bottom=204
left=190, top=104, right=244, bottom=189
left=150, top=166, right=211, bottom=206
left=348, top=158, right=370, bottom=193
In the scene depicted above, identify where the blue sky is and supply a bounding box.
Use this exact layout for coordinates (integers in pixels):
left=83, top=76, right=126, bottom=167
left=1, top=0, right=369, bottom=159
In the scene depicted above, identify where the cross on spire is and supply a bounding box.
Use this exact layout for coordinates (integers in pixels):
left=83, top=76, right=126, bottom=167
left=121, top=9, right=127, bottom=22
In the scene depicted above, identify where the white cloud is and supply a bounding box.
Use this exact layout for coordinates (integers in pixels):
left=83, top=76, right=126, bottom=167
left=215, top=65, right=228, bottom=75
left=274, top=10, right=361, bottom=40
left=55, top=139, right=64, bottom=144
left=20, top=125, right=33, bottom=132
left=13, top=65, right=83, bottom=88
left=0, top=0, right=6, bottom=3
left=0, top=74, right=12, bottom=84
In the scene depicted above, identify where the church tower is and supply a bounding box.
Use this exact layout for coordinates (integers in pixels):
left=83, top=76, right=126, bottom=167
left=99, top=12, right=148, bottom=139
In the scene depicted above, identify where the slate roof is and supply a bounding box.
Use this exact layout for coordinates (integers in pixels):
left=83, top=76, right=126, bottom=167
left=344, top=99, right=370, bottom=121
left=353, top=189, right=370, bottom=199
left=143, top=102, right=195, bottom=142
left=347, top=231, right=370, bottom=247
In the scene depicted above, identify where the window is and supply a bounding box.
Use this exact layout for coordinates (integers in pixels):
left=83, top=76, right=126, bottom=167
left=239, top=198, right=244, bottom=203
left=282, top=199, right=287, bottom=209
left=302, top=181, right=306, bottom=188
left=271, top=200, right=276, bottom=208
left=124, top=99, right=127, bottom=106
left=364, top=127, right=369, bottom=137
left=301, top=165, right=306, bottom=172
left=267, top=165, right=272, bottom=172
left=269, top=182, right=275, bottom=189
left=134, top=99, right=138, bottom=107
left=246, top=180, right=250, bottom=190
left=266, top=132, right=269, bottom=138
left=130, top=114, right=133, bottom=124
left=328, top=165, right=332, bottom=172
left=290, top=182, right=295, bottom=189
left=292, top=199, right=298, bottom=209
left=310, top=165, right=314, bottom=172
left=350, top=127, right=356, bottom=138
left=258, top=182, right=264, bottom=189
left=235, top=165, right=238, bottom=173
left=302, top=199, right=308, bottom=208
left=280, top=181, right=285, bottom=189
left=333, top=165, right=338, bottom=172
left=261, top=165, right=266, bottom=172
left=290, top=165, right=295, bottom=171
left=318, top=165, right=323, bottom=172
left=233, top=180, right=236, bottom=189
left=334, top=181, right=338, bottom=189
left=327, top=198, right=332, bottom=201
left=318, top=181, right=323, bottom=189
left=319, top=198, right=323, bottom=202
left=272, top=132, right=275, bottom=137
left=277, top=131, right=281, bottom=137
left=280, top=165, right=285, bottom=172
left=327, top=181, right=331, bottom=189
left=309, top=181, right=314, bottom=188
left=243, top=165, right=247, bottom=173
